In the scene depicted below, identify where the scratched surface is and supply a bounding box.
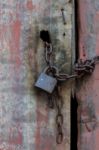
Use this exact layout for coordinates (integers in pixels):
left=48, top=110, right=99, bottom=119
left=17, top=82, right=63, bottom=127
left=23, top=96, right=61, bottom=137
left=0, top=0, right=73, bottom=150
left=77, top=0, right=99, bottom=150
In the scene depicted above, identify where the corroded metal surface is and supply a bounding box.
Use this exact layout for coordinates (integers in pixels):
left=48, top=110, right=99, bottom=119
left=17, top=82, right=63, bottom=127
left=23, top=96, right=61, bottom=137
left=0, top=0, right=72, bottom=149
left=77, top=0, right=99, bottom=149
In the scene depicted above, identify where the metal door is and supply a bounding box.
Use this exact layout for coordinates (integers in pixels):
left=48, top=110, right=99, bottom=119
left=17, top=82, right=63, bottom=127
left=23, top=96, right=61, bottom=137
left=0, top=0, right=73, bottom=149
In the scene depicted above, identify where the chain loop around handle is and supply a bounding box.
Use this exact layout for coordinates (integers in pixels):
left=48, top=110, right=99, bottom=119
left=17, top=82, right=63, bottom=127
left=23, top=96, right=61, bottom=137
left=52, top=57, right=96, bottom=81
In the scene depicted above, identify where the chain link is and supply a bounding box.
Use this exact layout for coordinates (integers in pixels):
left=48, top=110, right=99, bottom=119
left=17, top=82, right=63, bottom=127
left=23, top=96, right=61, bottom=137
left=54, top=85, right=64, bottom=144
left=47, top=84, right=64, bottom=144
left=54, top=57, right=99, bottom=81
left=44, top=42, right=53, bottom=67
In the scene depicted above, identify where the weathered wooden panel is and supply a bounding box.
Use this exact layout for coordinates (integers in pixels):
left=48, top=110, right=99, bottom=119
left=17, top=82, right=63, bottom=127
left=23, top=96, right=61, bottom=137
left=77, top=0, right=99, bottom=150
left=0, top=0, right=73, bottom=149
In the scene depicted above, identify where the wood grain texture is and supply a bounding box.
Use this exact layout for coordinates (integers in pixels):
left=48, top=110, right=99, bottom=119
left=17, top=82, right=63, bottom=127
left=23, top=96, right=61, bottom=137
left=0, top=0, right=73, bottom=150
left=77, top=0, right=99, bottom=149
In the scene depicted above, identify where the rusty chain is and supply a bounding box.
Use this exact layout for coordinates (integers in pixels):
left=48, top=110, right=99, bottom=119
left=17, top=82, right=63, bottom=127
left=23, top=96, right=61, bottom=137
left=40, top=30, right=99, bottom=144
left=44, top=42, right=53, bottom=67
left=44, top=39, right=98, bottom=81
left=55, top=58, right=96, bottom=81
left=44, top=41, right=64, bottom=143
left=55, top=85, right=64, bottom=144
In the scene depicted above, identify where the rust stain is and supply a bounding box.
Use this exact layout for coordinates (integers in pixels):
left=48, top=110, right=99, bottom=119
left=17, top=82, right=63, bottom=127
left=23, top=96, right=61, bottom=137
left=9, top=125, right=23, bottom=145
left=35, top=93, right=51, bottom=150
left=95, top=12, right=99, bottom=56
left=10, top=20, right=21, bottom=66
left=27, top=0, right=35, bottom=10
left=77, top=0, right=99, bottom=150
left=79, top=1, right=88, bottom=59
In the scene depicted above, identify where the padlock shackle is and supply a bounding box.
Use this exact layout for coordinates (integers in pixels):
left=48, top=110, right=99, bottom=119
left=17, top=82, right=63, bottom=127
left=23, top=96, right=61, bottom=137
left=44, top=66, right=59, bottom=76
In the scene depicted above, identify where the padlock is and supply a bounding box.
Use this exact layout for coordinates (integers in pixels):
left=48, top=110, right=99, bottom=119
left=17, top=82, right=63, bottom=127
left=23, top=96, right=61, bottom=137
left=35, top=66, right=58, bottom=93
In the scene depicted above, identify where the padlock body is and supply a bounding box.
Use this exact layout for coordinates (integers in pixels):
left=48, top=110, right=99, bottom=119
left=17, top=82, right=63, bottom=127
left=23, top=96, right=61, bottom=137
left=35, top=73, right=57, bottom=93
